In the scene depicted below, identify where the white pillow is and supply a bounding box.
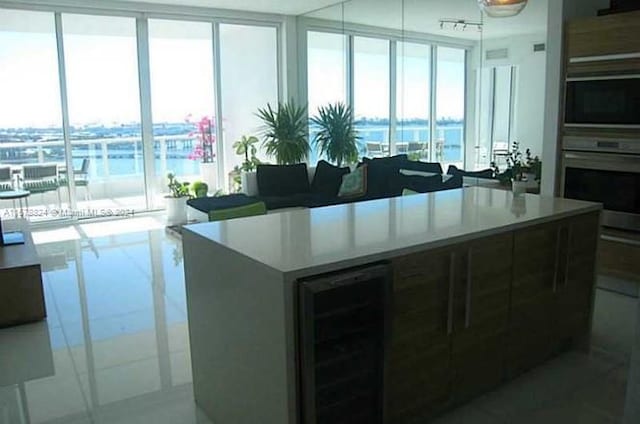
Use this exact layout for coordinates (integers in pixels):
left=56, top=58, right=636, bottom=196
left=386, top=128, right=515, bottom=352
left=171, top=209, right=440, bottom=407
left=400, top=169, right=444, bottom=182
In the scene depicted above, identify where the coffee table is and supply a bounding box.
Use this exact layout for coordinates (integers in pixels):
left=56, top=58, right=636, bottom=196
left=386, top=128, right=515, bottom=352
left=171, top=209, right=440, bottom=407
left=0, top=190, right=30, bottom=217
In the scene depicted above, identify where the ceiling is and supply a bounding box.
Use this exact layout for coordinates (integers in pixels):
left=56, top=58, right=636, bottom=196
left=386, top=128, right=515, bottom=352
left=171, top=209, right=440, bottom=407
left=116, top=0, right=344, bottom=15
left=305, top=0, right=549, bottom=40
left=113, top=0, right=548, bottom=39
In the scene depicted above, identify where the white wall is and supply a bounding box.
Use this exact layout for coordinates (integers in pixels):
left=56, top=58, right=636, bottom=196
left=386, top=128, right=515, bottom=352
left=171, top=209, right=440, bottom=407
left=466, top=33, right=547, bottom=170
left=485, top=33, right=547, bottom=159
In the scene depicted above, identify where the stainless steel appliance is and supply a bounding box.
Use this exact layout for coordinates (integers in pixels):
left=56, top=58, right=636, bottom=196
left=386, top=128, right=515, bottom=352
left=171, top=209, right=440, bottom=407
left=562, top=136, right=640, bottom=231
left=565, top=74, right=640, bottom=128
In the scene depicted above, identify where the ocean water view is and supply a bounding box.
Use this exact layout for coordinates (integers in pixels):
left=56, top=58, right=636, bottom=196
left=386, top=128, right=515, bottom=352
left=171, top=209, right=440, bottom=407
left=0, top=121, right=464, bottom=180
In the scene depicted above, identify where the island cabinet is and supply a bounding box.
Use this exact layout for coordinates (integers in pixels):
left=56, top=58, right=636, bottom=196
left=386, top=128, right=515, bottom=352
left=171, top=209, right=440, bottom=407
left=181, top=188, right=602, bottom=424
left=387, top=212, right=599, bottom=422
left=507, top=212, right=599, bottom=379
left=387, top=232, right=513, bottom=422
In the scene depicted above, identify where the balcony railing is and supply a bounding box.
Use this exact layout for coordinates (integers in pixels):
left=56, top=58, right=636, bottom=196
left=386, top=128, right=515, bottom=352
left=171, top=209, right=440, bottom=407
left=0, top=134, right=199, bottom=181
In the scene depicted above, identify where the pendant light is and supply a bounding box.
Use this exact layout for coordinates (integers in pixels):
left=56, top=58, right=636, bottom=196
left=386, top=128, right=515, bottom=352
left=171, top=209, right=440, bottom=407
left=478, top=0, right=528, bottom=18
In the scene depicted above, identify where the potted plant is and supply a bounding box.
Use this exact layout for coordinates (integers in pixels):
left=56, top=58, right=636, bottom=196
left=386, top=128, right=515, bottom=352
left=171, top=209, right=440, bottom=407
left=190, top=180, right=209, bottom=198
left=491, top=141, right=528, bottom=196
left=506, top=141, right=527, bottom=196
left=188, top=115, right=217, bottom=189
left=165, top=173, right=190, bottom=225
left=229, top=135, right=262, bottom=193
left=524, top=149, right=542, bottom=186
left=256, top=100, right=309, bottom=165
left=310, top=102, right=360, bottom=167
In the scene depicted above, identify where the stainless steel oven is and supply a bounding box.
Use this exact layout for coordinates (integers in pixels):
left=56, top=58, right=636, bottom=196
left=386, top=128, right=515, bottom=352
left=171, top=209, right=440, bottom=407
left=562, top=137, right=640, bottom=231
left=565, top=74, right=640, bottom=128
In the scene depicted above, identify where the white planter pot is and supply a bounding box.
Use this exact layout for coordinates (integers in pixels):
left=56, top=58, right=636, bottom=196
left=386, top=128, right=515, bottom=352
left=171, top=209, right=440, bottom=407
left=165, top=196, right=189, bottom=225
left=199, top=162, right=217, bottom=192
left=512, top=180, right=527, bottom=197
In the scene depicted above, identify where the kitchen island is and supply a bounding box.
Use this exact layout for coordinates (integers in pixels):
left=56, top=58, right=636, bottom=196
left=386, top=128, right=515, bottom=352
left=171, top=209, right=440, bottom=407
left=182, top=187, right=601, bottom=424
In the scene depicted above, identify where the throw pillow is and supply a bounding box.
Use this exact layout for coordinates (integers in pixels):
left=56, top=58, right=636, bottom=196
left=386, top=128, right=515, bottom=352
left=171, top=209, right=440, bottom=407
left=402, top=188, right=419, bottom=196
left=399, top=173, right=444, bottom=193
left=364, top=162, right=404, bottom=199
left=311, top=160, right=350, bottom=197
left=361, top=154, right=409, bottom=169
left=401, top=160, right=444, bottom=175
left=399, top=169, right=441, bottom=178
left=447, top=165, right=495, bottom=179
left=338, top=165, right=367, bottom=198
left=256, top=164, right=310, bottom=197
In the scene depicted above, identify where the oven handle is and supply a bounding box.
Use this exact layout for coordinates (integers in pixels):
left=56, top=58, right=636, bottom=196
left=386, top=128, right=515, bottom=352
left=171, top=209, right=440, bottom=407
left=567, top=74, right=640, bottom=82
left=569, top=52, right=640, bottom=64
left=563, top=152, right=640, bottom=164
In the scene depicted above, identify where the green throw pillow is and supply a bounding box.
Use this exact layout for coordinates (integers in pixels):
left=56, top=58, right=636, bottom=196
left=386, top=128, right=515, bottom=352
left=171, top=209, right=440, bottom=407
left=402, top=188, right=419, bottom=196
left=338, top=165, right=367, bottom=198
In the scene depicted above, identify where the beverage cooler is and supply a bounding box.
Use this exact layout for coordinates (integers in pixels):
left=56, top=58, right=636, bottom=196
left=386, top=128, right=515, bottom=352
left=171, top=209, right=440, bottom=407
left=297, top=263, right=392, bottom=424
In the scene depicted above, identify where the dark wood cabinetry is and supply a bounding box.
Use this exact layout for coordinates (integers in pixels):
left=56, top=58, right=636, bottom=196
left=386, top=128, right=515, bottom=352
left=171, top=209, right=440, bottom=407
left=566, top=10, right=640, bottom=66
left=451, top=233, right=513, bottom=404
left=387, top=232, right=514, bottom=422
left=507, top=212, right=600, bottom=378
left=387, top=212, right=599, bottom=423
left=387, top=246, right=454, bottom=422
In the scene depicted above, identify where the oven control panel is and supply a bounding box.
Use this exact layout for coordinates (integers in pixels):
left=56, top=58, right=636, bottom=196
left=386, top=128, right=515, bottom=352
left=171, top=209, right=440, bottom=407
left=563, top=136, right=640, bottom=154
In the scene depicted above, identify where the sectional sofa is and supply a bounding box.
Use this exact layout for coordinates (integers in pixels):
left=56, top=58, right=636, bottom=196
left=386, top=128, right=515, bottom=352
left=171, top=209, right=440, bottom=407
left=240, top=155, right=464, bottom=211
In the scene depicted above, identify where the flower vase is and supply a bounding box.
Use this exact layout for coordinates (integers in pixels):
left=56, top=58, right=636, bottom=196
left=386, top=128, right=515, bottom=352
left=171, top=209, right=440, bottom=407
left=199, top=162, right=217, bottom=193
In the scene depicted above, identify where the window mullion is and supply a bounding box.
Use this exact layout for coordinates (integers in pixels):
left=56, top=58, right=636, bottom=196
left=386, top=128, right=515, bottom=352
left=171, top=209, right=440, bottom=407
left=212, top=22, right=225, bottom=191
left=136, top=17, right=156, bottom=210
left=55, top=12, right=76, bottom=214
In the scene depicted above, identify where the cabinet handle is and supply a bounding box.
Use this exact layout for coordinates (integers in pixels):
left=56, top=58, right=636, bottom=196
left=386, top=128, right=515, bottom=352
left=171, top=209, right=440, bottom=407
left=563, top=226, right=572, bottom=288
left=553, top=227, right=561, bottom=293
left=447, top=252, right=456, bottom=335
left=465, top=249, right=472, bottom=329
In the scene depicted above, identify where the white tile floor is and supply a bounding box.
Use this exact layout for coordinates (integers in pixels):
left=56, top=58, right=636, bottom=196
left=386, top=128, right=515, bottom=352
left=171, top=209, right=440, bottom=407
left=0, top=217, right=638, bottom=424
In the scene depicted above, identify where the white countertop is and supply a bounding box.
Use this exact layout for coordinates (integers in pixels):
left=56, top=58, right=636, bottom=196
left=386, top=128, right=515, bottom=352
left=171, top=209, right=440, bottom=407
left=184, top=187, right=601, bottom=278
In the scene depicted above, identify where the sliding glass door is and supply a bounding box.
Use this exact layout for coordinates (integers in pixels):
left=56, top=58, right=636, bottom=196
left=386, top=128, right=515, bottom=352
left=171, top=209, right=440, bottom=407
left=396, top=42, right=431, bottom=160
left=354, top=37, right=390, bottom=159
left=0, top=9, right=69, bottom=220
left=148, top=19, right=215, bottom=208
left=435, top=47, right=466, bottom=170
left=62, top=14, right=145, bottom=211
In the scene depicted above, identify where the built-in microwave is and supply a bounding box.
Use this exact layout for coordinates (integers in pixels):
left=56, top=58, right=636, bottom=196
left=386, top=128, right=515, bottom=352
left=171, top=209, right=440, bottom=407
left=565, top=74, right=640, bottom=128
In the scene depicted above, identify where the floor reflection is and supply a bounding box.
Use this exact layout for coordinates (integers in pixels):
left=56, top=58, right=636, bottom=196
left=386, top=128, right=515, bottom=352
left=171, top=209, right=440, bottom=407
left=0, top=216, right=637, bottom=424
left=0, top=217, right=207, bottom=424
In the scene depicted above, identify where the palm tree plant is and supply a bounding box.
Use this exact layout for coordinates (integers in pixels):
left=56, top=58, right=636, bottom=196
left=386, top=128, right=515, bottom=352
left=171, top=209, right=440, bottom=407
left=256, top=100, right=309, bottom=165
left=310, top=102, right=360, bottom=167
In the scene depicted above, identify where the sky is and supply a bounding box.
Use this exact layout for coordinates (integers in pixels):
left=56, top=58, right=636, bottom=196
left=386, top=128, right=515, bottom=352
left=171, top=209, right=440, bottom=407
left=0, top=10, right=465, bottom=130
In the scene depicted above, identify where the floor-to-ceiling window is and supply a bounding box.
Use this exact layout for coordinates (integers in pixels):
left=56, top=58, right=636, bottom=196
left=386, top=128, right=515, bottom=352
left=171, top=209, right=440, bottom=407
left=305, top=29, right=467, bottom=168
left=0, top=9, right=69, bottom=217
left=62, top=14, right=145, bottom=210
left=307, top=31, right=347, bottom=163
left=435, top=46, right=466, bottom=170
left=219, top=23, right=278, bottom=189
left=148, top=19, right=215, bottom=207
left=396, top=42, right=431, bottom=160
left=354, top=36, right=390, bottom=158
left=0, top=4, right=282, bottom=219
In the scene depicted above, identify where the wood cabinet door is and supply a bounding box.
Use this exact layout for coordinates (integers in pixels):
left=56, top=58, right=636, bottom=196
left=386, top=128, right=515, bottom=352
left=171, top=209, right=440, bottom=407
left=566, top=11, right=640, bottom=60
left=553, top=212, right=600, bottom=353
left=507, top=221, right=561, bottom=379
left=387, top=247, right=455, bottom=423
left=451, top=232, right=513, bottom=403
